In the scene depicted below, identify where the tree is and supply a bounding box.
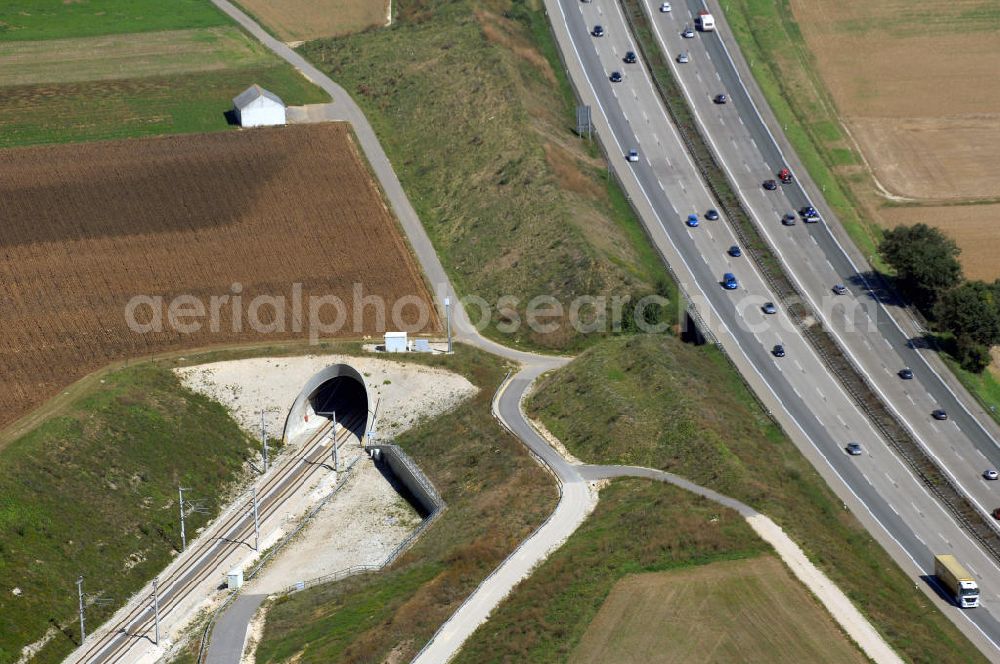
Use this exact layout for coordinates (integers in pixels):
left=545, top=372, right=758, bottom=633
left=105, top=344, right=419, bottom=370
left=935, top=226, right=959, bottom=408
left=934, top=281, right=1000, bottom=349
left=880, top=224, right=963, bottom=311
left=956, top=336, right=993, bottom=374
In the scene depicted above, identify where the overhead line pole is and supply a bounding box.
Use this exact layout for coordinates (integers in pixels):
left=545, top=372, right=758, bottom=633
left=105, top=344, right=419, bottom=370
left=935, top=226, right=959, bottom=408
left=152, top=578, right=161, bottom=644
left=76, top=575, right=86, bottom=644
left=252, top=485, right=260, bottom=551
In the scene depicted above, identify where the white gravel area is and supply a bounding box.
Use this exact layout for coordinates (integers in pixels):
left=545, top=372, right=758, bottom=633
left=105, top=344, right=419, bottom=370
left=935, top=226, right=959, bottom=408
left=174, top=352, right=477, bottom=441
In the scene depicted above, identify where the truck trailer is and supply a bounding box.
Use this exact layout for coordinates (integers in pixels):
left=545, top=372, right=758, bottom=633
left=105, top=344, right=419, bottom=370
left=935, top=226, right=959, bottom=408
left=934, top=554, right=980, bottom=608
left=696, top=11, right=716, bottom=31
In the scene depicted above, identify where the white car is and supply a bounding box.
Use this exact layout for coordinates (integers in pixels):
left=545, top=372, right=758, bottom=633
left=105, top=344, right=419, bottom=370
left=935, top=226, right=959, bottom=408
left=626, top=149, right=640, bottom=163
left=985, top=469, right=999, bottom=481
left=677, top=52, right=690, bottom=64
left=660, top=2, right=672, bottom=11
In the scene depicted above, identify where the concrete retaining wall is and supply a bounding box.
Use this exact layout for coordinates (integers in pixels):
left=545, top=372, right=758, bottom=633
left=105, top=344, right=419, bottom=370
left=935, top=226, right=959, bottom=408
left=368, top=443, right=444, bottom=517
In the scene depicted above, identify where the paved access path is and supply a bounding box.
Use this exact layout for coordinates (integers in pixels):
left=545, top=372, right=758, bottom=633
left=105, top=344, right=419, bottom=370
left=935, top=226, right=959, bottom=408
left=206, top=3, right=902, bottom=664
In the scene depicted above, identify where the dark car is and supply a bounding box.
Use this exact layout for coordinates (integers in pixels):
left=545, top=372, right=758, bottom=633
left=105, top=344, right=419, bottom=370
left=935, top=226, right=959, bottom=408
left=728, top=245, right=742, bottom=257
left=898, top=368, right=914, bottom=380
left=723, top=273, right=738, bottom=290
left=781, top=213, right=796, bottom=226
left=592, top=25, right=605, bottom=37
left=706, top=209, right=720, bottom=220
left=686, top=213, right=699, bottom=228
left=762, top=302, right=777, bottom=315
left=714, top=93, right=728, bottom=104
left=610, top=71, right=623, bottom=83
left=932, top=409, right=948, bottom=421
left=763, top=179, right=778, bottom=191
left=993, top=507, right=1000, bottom=521
left=846, top=442, right=862, bottom=456
left=772, top=344, right=786, bottom=358
left=624, top=51, right=637, bottom=64
left=832, top=284, right=848, bottom=295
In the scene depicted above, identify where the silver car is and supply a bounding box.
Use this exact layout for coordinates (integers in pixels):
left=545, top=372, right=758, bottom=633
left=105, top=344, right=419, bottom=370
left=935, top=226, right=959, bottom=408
left=677, top=52, right=690, bottom=64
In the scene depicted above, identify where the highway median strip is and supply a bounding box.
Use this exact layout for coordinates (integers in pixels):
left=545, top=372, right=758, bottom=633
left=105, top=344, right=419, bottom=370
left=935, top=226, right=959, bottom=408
left=620, top=0, right=1000, bottom=565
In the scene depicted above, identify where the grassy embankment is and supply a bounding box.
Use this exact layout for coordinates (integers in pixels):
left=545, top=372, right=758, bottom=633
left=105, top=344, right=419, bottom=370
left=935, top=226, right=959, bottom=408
left=252, top=342, right=556, bottom=664
left=523, top=334, right=985, bottom=663
left=718, top=0, right=1000, bottom=423
left=0, top=0, right=328, bottom=147
left=299, top=0, right=676, bottom=352
left=0, top=363, right=256, bottom=664
left=457, top=481, right=865, bottom=664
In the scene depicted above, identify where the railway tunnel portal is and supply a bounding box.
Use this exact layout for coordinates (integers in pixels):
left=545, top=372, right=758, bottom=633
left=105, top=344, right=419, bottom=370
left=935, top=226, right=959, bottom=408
left=283, top=364, right=370, bottom=444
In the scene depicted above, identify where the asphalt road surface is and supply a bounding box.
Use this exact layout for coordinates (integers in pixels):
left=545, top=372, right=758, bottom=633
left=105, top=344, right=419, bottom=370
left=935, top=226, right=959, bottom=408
left=548, top=0, right=1000, bottom=653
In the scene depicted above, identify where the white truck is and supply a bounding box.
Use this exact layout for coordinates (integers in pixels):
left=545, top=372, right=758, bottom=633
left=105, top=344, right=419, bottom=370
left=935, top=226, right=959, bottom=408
left=696, top=10, right=716, bottom=31
left=934, top=554, right=980, bottom=608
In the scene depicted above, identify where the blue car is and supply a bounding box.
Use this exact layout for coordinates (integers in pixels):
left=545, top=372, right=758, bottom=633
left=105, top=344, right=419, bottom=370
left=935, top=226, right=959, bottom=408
left=686, top=214, right=699, bottom=227
left=723, top=273, right=738, bottom=290
left=728, top=245, right=742, bottom=257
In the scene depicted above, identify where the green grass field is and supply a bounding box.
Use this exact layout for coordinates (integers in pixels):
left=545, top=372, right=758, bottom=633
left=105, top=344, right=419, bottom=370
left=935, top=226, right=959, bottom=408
left=0, top=62, right=328, bottom=148
left=0, top=0, right=229, bottom=41
left=569, top=555, right=866, bottom=664
left=527, top=334, right=986, bottom=663
left=0, top=7, right=328, bottom=148
left=454, top=479, right=771, bottom=662
left=0, top=363, right=255, bottom=664
left=299, top=0, right=675, bottom=351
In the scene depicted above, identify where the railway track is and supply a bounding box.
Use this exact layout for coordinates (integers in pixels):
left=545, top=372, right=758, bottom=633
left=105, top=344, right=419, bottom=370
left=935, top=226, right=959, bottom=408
left=73, top=411, right=365, bottom=664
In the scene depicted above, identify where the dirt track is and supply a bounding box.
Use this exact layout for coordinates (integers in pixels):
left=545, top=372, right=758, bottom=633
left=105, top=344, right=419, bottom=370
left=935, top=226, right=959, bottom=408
left=0, top=124, right=437, bottom=435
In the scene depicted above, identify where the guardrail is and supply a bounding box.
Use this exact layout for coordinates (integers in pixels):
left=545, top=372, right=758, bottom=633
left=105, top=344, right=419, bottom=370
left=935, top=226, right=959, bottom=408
left=619, top=0, right=1000, bottom=562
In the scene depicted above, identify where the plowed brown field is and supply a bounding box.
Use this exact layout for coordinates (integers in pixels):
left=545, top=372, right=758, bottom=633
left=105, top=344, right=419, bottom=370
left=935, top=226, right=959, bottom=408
left=0, top=124, right=437, bottom=435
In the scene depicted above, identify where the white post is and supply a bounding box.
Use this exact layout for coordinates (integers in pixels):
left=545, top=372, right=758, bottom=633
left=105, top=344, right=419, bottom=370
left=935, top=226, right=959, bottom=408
left=152, top=578, right=160, bottom=644
left=445, top=296, right=452, bottom=353
left=261, top=410, right=269, bottom=473
left=178, top=487, right=187, bottom=552
left=77, top=576, right=86, bottom=644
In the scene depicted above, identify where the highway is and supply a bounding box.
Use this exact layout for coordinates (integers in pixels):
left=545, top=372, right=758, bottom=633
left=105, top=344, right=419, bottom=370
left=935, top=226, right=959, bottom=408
left=548, top=0, right=1000, bottom=652
left=643, top=0, right=1000, bottom=549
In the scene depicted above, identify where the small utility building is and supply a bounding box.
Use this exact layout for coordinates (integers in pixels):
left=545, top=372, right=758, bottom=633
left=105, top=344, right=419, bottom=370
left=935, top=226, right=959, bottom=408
left=233, top=85, right=286, bottom=128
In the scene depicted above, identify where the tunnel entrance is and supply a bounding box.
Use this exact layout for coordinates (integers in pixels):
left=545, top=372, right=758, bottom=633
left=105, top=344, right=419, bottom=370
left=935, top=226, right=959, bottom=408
left=284, top=364, right=370, bottom=443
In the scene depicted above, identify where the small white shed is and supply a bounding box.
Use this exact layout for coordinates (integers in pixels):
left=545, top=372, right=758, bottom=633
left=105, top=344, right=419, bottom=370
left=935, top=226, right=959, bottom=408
left=227, top=567, right=244, bottom=590
left=233, top=84, right=286, bottom=128
left=385, top=331, right=408, bottom=353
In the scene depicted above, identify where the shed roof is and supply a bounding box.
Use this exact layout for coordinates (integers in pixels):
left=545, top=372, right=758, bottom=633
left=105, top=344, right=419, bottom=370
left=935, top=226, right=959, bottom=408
left=233, top=84, right=285, bottom=110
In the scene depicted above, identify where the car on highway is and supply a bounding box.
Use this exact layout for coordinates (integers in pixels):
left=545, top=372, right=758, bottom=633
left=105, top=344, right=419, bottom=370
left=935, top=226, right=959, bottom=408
left=763, top=179, right=777, bottom=191
left=800, top=206, right=821, bottom=223
left=682, top=25, right=694, bottom=38
left=932, top=409, right=949, bottom=421
left=660, top=1, right=672, bottom=11
left=772, top=344, right=786, bottom=358
left=627, top=149, right=639, bottom=162
left=832, top=284, right=848, bottom=295
left=781, top=212, right=796, bottom=226
left=723, top=273, right=738, bottom=290
left=846, top=442, right=862, bottom=456
left=993, top=507, right=1000, bottom=520
left=714, top=93, right=728, bottom=104
left=624, top=51, right=637, bottom=64
left=677, top=52, right=690, bottom=64
left=898, top=367, right=914, bottom=380
left=610, top=71, right=623, bottom=83
left=778, top=168, right=793, bottom=184
left=592, top=25, right=604, bottom=37
left=728, top=245, right=742, bottom=257
left=762, top=301, right=777, bottom=315
left=985, top=469, right=999, bottom=481
left=706, top=208, right=719, bottom=220
left=686, top=213, right=699, bottom=227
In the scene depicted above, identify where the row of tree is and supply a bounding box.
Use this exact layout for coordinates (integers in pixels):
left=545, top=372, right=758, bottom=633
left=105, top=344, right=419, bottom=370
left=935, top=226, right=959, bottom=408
left=881, top=224, right=1000, bottom=372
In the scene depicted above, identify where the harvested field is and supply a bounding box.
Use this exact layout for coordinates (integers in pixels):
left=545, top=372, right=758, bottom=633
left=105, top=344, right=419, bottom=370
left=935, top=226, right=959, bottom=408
left=236, top=0, right=389, bottom=41
left=0, top=27, right=274, bottom=87
left=571, top=556, right=866, bottom=664
left=0, top=124, right=437, bottom=440
left=790, top=0, right=1000, bottom=202
left=880, top=203, right=1000, bottom=281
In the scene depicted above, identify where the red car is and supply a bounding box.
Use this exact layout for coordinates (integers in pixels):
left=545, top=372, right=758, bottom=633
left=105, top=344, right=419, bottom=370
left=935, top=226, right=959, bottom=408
left=993, top=507, right=1000, bottom=520
left=778, top=168, right=792, bottom=184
